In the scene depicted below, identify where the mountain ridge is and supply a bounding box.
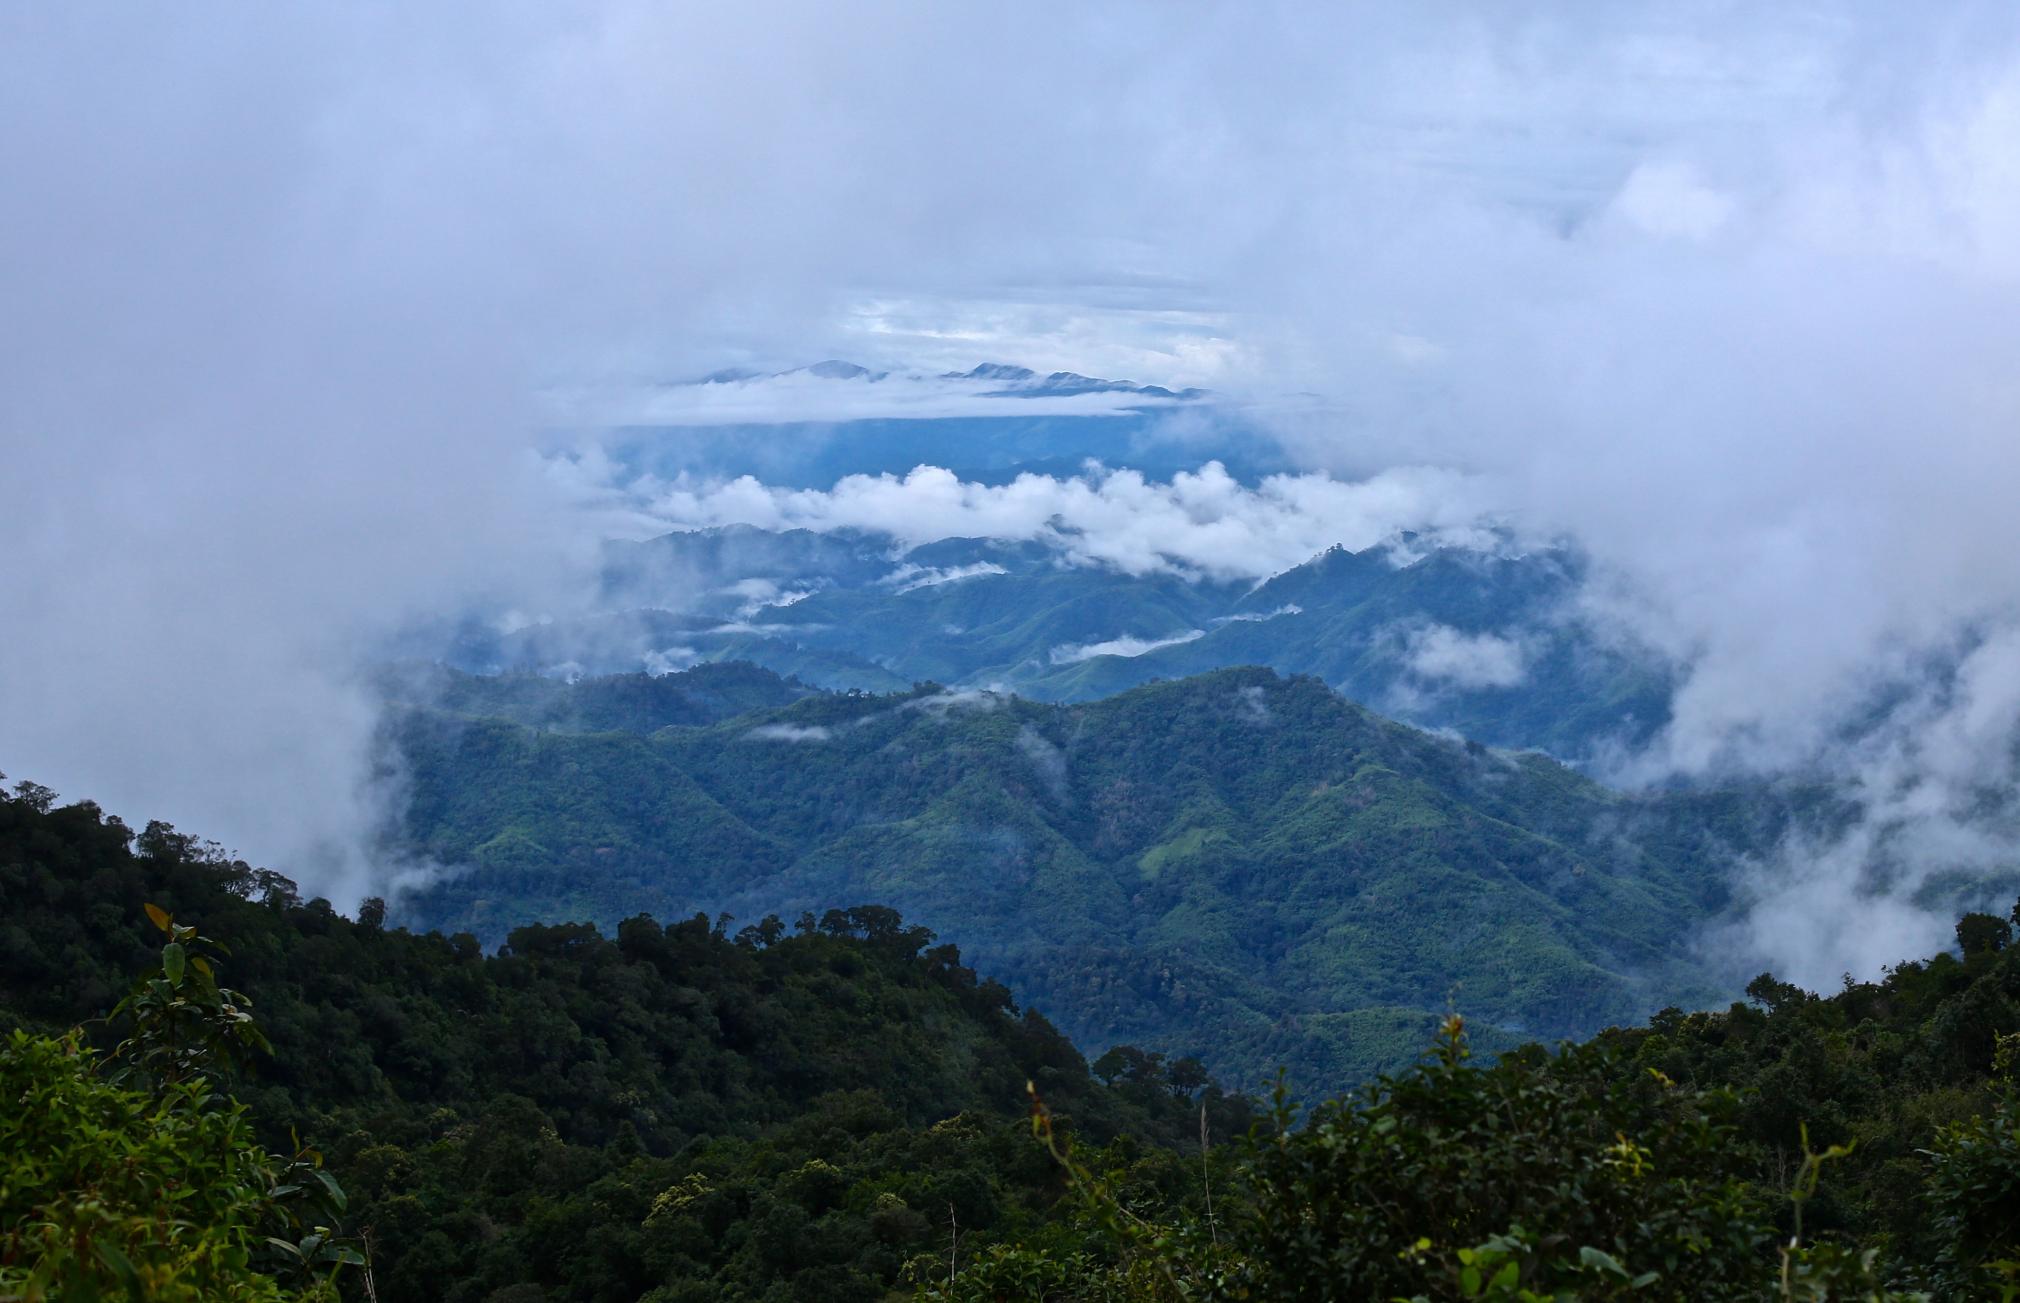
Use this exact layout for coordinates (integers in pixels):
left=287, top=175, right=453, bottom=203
left=471, top=525, right=1670, bottom=762
left=678, top=358, right=1208, bottom=401
left=386, top=662, right=1820, bottom=1086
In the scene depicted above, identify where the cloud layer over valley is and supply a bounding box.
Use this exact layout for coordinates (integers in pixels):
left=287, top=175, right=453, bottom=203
left=623, top=462, right=1503, bottom=582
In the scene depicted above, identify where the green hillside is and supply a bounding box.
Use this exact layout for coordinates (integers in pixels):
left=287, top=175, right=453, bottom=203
left=0, top=783, right=1236, bottom=1301
left=9, top=777, right=2015, bottom=1299
left=391, top=665, right=1820, bottom=1087
left=935, top=908, right=2020, bottom=1300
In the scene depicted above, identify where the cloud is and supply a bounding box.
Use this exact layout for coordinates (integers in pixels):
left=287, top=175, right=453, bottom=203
left=722, top=579, right=820, bottom=618
left=1051, top=629, right=1206, bottom=665
left=637, top=462, right=1501, bottom=582
left=706, top=621, right=822, bottom=636
left=902, top=688, right=1007, bottom=715
left=1701, top=626, right=2020, bottom=988
left=745, top=723, right=833, bottom=743
left=1016, top=724, right=1070, bottom=803
left=1610, top=162, right=1736, bottom=241
left=642, top=647, right=699, bottom=676
left=3, top=1, right=1294, bottom=907
left=1214, top=604, right=1303, bottom=624
left=1209, top=21, right=2020, bottom=795
left=843, top=298, right=1253, bottom=387
left=881, top=561, right=1009, bottom=594
left=1401, top=625, right=1529, bottom=690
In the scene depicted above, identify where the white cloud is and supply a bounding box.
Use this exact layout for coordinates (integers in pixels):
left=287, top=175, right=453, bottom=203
left=1050, top=629, right=1206, bottom=665
left=1016, top=723, right=1070, bottom=802
left=902, top=688, right=1007, bottom=715
left=642, top=646, right=698, bottom=675
left=1402, top=625, right=1529, bottom=690
left=1610, top=162, right=1736, bottom=241
left=638, top=461, right=1501, bottom=583
left=723, top=579, right=819, bottom=619
left=881, top=561, right=1009, bottom=594
left=706, top=621, right=819, bottom=636
left=1214, top=604, right=1303, bottom=624
left=745, top=723, right=832, bottom=742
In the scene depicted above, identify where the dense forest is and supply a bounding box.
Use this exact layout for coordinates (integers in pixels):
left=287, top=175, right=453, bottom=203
left=6, top=774, right=2020, bottom=1298
left=386, top=663, right=1839, bottom=1085
left=0, top=777, right=1242, bottom=1300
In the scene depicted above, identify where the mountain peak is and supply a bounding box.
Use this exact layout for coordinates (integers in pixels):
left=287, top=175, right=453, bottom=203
left=799, top=359, right=883, bottom=381
left=696, top=365, right=763, bottom=384
left=941, top=361, right=1208, bottom=401
left=945, top=362, right=1038, bottom=382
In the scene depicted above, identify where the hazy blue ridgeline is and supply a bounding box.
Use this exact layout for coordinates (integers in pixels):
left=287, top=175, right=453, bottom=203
left=453, top=522, right=1669, bottom=765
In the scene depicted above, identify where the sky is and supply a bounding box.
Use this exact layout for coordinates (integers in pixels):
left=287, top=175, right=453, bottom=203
left=5, top=3, right=2020, bottom=983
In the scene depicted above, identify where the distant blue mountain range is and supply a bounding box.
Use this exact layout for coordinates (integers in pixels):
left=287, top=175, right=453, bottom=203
left=688, top=359, right=1209, bottom=400
left=937, top=361, right=1211, bottom=401
left=444, top=523, right=1670, bottom=765
left=506, top=381, right=1669, bottom=762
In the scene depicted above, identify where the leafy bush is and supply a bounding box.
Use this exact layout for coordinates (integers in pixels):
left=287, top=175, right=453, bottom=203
left=0, top=906, right=360, bottom=1300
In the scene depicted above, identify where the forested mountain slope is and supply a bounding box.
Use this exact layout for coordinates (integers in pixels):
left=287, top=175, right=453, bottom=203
left=389, top=664, right=1823, bottom=1086
left=9, top=776, right=2018, bottom=1299
left=935, top=907, right=2020, bottom=1300
left=0, top=781, right=1237, bottom=1301
left=1016, top=542, right=1672, bottom=757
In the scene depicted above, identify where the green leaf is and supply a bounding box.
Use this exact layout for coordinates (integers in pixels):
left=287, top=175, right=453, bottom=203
left=1578, top=1246, right=1628, bottom=1278
left=311, top=1166, right=348, bottom=1211
left=161, top=941, right=185, bottom=986
left=93, top=1239, right=141, bottom=1292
